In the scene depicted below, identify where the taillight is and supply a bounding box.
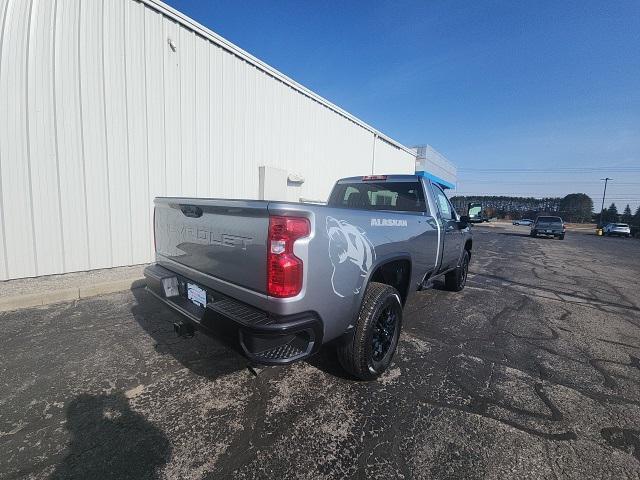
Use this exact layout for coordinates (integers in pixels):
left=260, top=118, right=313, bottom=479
left=267, top=216, right=310, bottom=298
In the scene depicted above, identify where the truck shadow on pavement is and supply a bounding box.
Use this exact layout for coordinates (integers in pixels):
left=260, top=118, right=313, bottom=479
left=50, top=392, right=171, bottom=480
left=498, top=231, right=556, bottom=239
left=131, top=285, right=355, bottom=382
left=305, top=345, right=357, bottom=380
left=497, top=230, right=530, bottom=236
left=130, top=287, right=248, bottom=381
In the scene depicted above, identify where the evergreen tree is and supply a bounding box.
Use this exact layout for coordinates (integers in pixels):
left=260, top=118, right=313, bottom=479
left=605, top=203, right=619, bottom=223
left=621, top=204, right=633, bottom=223
left=634, top=206, right=640, bottom=226
left=560, top=193, right=593, bottom=222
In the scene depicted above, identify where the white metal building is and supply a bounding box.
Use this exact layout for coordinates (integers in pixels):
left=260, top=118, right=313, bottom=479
left=0, top=0, right=415, bottom=281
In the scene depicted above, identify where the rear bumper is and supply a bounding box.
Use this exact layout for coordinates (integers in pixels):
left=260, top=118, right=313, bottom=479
left=532, top=229, right=564, bottom=236
left=144, top=264, right=323, bottom=365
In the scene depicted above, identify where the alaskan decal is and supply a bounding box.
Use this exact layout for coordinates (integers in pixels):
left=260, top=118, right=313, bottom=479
left=370, top=218, right=408, bottom=227
left=326, top=216, right=376, bottom=298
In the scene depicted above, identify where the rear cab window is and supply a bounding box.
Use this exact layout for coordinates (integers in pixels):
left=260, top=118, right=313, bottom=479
left=328, top=181, right=427, bottom=213
left=536, top=216, right=563, bottom=224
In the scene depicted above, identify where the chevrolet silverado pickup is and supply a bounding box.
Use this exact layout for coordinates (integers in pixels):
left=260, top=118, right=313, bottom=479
left=144, top=174, right=472, bottom=380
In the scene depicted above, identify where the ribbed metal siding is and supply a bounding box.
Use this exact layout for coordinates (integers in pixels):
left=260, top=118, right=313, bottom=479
left=0, top=0, right=414, bottom=280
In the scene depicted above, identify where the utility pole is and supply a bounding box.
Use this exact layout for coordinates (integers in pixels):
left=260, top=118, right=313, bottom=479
left=599, top=177, right=612, bottom=227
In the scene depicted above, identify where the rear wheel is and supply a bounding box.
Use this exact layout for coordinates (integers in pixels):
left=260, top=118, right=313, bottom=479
left=445, top=250, right=470, bottom=292
left=337, top=282, right=402, bottom=380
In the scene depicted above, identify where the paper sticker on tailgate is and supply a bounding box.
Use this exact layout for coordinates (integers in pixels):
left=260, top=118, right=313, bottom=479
left=187, top=283, right=207, bottom=308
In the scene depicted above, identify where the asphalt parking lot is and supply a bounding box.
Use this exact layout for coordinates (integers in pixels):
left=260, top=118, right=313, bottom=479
left=1, top=224, right=639, bottom=479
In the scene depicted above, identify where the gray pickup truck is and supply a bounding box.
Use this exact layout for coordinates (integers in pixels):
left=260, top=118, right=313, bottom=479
left=530, top=216, right=566, bottom=240
left=144, top=174, right=472, bottom=379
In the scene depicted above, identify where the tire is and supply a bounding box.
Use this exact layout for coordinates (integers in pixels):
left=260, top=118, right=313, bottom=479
left=559, top=234, right=565, bottom=240
left=530, top=230, right=537, bottom=237
left=337, top=282, right=403, bottom=380
left=445, top=249, right=470, bottom=292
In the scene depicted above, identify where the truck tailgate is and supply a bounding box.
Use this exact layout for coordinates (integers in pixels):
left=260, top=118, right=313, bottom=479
left=154, top=198, right=269, bottom=293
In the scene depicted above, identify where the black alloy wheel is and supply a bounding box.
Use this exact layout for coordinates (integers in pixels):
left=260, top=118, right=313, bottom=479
left=371, top=303, right=399, bottom=364
left=337, top=282, right=403, bottom=380
left=445, top=250, right=470, bottom=292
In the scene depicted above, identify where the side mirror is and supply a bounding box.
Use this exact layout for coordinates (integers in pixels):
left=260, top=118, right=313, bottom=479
left=459, top=215, right=470, bottom=229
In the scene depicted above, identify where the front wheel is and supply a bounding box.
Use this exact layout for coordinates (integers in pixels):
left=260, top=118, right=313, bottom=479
left=530, top=230, right=537, bottom=237
left=445, top=250, right=470, bottom=292
left=559, top=234, right=565, bottom=240
left=337, top=282, right=403, bottom=380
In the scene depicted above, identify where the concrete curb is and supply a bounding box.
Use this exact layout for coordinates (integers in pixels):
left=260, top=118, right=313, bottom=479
left=0, top=277, right=146, bottom=313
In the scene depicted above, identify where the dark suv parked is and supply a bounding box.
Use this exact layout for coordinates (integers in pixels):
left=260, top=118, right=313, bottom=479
left=531, top=216, right=565, bottom=240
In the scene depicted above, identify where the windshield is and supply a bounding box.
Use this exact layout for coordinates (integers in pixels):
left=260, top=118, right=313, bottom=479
left=328, top=181, right=427, bottom=212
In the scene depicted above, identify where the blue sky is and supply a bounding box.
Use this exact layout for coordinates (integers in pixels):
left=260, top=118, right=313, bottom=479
left=166, top=0, right=640, bottom=211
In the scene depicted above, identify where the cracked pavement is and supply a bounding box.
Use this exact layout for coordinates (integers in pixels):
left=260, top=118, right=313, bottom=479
left=1, top=224, right=639, bottom=479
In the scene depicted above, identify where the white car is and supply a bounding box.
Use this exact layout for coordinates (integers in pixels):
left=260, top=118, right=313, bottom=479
left=604, top=223, right=631, bottom=237
left=513, top=219, right=533, bottom=226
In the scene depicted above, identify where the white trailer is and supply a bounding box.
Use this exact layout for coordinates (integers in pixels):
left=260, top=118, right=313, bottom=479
left=412, top=145, right=457, bottom=190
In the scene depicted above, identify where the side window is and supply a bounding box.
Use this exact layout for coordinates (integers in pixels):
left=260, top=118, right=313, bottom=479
left=432, top=185, right=456, bottom=220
